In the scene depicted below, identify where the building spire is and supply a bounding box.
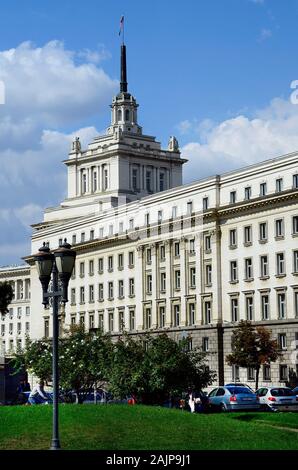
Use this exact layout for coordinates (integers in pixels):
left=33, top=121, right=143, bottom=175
left=120, top=43, right=128, bottom=93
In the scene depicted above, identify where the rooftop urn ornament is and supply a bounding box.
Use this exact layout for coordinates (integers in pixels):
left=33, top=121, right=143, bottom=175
left=72, top=136, right=81, bottom=153
left=168, top=136, right=179, bottom=152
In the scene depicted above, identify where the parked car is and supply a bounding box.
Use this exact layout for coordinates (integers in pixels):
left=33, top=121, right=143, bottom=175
left=292, top=386, right=298, bottom=396
left=208, top=386, right=260, bottom=412
left=256, top=387, right=298, bottom=411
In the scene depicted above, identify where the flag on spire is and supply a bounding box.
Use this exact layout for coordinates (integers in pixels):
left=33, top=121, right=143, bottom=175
left=119, top=16, right=124, bottom=36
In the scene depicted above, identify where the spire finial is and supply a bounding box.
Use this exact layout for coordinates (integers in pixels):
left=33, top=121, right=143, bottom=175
left=120, top=43, right=128, bottom=93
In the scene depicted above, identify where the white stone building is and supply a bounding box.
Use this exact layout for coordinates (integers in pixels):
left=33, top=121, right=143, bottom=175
left=1, top=44, right=298, bottom=388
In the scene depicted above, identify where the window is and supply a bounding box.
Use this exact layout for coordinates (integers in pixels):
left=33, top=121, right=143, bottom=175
left=173, top=305, right=180, bottom=327
left=1, top=324, right=4, bottom=336
left=128, top=251, right=134, bottom=267
left=187, top=201, right=193, bottom=215
left=44, top=319, right=49, bottom=338
left=261, top=294, right=270, bottom=320
left=129, top=278, right=135, bottom=296
left=244, top=226, right=252, bottom=244
left=108, top=282, right=114, bottom=300
left=276, top=253, right=285, bottom=276
left=203, top=197, right=209, bottom=211
left=175, top=270, right=181, bottom=289
left=71, top=288, right=76, bottom=305
left=118, top=253, right=124, bottom=270
left=132, top=169, right=138, bottom=191
left=118, top=280, right=124, bottom=298
left=205, top=265, right=212, bottom=286
left=72, top=234, right=76, bottom=245
left=232, top=365, right=240, bottom=382
left=98, top=258, right=103, bottom=273
left=119, top=311, right=125, bottom=331
left=278, top=333, right=287, bottom=350
left=202, top=337, right=209, bottom=352
left=244, top=187, right=251, bottom=200
left=129, top=219, right=134, bottom=230
left=260, top=255, right=269, bottom=278
left=146, top=248, right=152, bottom=264
left=190, top=267, right=196, bottom=287
left=247, top=367, right=255, bottom=381
left=145, top=213, right=150, bottom=226
left=230, top=191, right=236, bottom=204
left=92, top=169, right=97, bottom=192
left=277, top=293, right=286, bottom=319
left=89, top=260, right=94, bottom=276
left=293, top=216, right=298, bottom=235
left=90, top=230, right=94, bottom=241
left=98, top=313, right=104, bottom=331
left=295, top=291, right=298, bottom=318
left=229, top=229, right=237, bottom=248
left=108, top=312, right=114, bottom=332
left=119, top=222, right=124, bottom=233
left=260, top=182, right=267, bottom=196
left=174, top=242, right=180, bottom=257
left=146, top=171, right=152, bottom=192
left=26, top=306, right=30, bottom=316
left=80, top=287, right=85, bottom=304
left=245, top=258, right=253, bottom=280
left=9, top=323, right=13, bottom=335
left=25, top=322, right=30, bottom=334
left=89, top=285, right=94, bottom=303
left=81, top=232, right=85, bottom=243
left=160, top=244, right=165, bottom=260
left=157, top=210, right=163, bottom=223
left=275, top=219, right=284, bottom=238
left=99, top=227, right=104, bottom=238
left=129, top=309, right=135, bottom=330
left=71, top=316, right=76, bottom=326
left=189, top=239, right=195, bottom=254
left=294, top=251, right=298, bottom=273
left=145, top=308, right=152, bottom=329
left=89, top=314, right=95, bottom=329
left=279, top=365, right=288, bottom=381
left=125, top=109, right=130, bottom=121
left=231, top=298, right=239, bottom=322
left=205, top=235, right=211, bottom=252
left=82, top=173, right=87, bottom=194
left=230, top=261, right=238, bottom=282
left=103, top=168, right=109, bottom=190
left=293, top=174, right=298, bottom=189
left=276, top=178, right=283, bottom=193
left=108, top=256, right=113, bottom=272
left=159, top=173, right=165, bottom=192
left=172, top=206, right=177, bottom=219
left=160, top=272, right=166, bottom=292
left=109, top=225, right=114, bottom=236
left=246, top=296, right=254, bottom=321
left=159, top=306, right=165, bottom=328
left=17, top=307, right=22, bottom=319
left=263, top=365, right=271, bottom=381
left=204, top=301, right=211, bottom=324
left=188, top=304, right=195, bottom=325
left=146, top=275, right=152, bottom=294
left=79, top=262, right=85, bottom=277
left=259, top=222, right=267, bottom=242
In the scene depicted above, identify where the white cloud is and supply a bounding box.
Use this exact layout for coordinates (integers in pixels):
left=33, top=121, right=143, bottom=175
left=181, top=97, right=298, bottom=183
left=258, top=28, right=272, bottom=42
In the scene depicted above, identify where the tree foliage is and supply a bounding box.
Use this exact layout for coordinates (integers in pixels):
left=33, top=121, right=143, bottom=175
left=0, top=281, right=13, bottom=314
left=226, top=320, right=282, bottom=390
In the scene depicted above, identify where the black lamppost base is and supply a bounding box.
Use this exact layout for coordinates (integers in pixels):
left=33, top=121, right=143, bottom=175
left=50, top=439, right=61, bottom=450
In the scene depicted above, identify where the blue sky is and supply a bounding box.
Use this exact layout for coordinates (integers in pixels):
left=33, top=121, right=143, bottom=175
left=1, top=0, right=298, bottom=264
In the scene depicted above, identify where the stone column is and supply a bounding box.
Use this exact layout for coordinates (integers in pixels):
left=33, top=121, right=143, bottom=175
left=165, top=240, right=172, bottom=327
left=136, top=245, right=145, bottom=330
left=151, top=243, right=158, bottom=329
left=180, top=237, right=187, bottom=327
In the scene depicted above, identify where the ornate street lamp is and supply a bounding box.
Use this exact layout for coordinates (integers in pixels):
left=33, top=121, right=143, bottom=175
left=34, top=239, right=76, bottom=450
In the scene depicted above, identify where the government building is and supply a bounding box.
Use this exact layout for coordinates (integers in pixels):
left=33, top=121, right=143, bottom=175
left=1, top=44, right=298, bottom=388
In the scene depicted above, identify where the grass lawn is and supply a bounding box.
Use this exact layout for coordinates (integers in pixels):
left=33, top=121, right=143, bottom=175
left=0, top=404, right=298, bottom=450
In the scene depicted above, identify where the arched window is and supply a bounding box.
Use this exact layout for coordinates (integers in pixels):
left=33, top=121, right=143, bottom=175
left=117, top=109, right=122, bottom=122
left=125, top=109, right=130, bottom=121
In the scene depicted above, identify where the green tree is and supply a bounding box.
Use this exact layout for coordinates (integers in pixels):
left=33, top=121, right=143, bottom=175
left=108, top=333, right=216, bottom=405
left=13, top=325, right=112, bottom=403
left=0, top=281, right=13, bottom=314
left=226, top=320, right=282, bottom=390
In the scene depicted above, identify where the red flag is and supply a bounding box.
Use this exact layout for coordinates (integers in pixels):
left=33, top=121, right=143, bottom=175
left=119, top=16, right=124, bottom=36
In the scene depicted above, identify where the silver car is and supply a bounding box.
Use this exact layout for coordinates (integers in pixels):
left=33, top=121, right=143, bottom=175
left=208, top=386, right=260, bottom=412
left=256, top=387, right=298, bottom=411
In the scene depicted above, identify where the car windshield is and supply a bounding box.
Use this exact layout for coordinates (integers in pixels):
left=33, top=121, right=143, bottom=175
left=226, top=387, right=253, bottom=395
left=271, top=388, right=294, bottom=397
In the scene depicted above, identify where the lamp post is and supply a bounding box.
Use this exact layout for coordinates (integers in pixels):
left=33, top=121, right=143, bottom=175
left=34, top=239, right=76, bottom=450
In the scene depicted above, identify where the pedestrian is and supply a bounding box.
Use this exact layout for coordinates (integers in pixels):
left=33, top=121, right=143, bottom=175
left=28, top=380, right=49, bottom=405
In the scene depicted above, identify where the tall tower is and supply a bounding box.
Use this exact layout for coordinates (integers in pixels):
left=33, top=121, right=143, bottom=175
left=107, top=43, right=142, bottom=136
